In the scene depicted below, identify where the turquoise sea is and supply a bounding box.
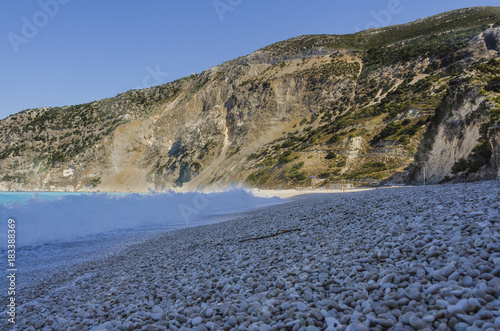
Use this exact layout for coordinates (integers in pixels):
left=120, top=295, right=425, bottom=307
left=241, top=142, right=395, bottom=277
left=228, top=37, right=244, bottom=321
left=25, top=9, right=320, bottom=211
left=0, top=191, right=132, bottom=205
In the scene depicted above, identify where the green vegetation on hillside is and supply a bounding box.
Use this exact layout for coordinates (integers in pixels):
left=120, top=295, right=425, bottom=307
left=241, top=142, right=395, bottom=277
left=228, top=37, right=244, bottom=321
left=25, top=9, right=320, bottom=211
left=363, top=26, right=488, bottom=68
left=262, top=7, right=500, bottom=58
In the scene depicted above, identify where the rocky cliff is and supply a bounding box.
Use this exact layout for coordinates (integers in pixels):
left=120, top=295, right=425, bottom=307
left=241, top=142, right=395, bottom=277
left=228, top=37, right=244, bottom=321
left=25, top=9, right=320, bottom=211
left=1, top=7, right=500, bottom=191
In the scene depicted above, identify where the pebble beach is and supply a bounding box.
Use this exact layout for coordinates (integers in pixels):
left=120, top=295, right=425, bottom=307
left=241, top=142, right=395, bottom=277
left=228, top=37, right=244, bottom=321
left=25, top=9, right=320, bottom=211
left=3, top=181, right=500, bottom=330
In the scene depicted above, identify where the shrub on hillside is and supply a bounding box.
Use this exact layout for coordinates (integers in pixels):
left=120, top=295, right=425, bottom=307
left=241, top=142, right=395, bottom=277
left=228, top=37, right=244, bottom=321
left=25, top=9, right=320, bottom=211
left=451, top=158, right=468, bottom=174
left=486, top=77, right=500, bottom=92
left=325, top=151, right=337, bottom=159
left=371, top=122, right=402, bottom=145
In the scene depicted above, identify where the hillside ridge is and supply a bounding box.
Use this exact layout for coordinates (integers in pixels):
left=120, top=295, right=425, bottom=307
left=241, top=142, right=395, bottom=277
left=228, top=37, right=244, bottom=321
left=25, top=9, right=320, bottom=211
left=1, top=7, right=500, bottom=191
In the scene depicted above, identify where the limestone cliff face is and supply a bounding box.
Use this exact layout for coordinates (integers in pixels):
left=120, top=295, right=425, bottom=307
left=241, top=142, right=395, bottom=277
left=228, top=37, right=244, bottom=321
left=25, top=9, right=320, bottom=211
left=491, top=127, right=500, bottom=179
left=1, top=8, right=500, bottom=191
left=411, top=28, right=500, bottom=184
left=411, top=83, right=491, bottom=183
left=465, top=27, right=500, bottom=61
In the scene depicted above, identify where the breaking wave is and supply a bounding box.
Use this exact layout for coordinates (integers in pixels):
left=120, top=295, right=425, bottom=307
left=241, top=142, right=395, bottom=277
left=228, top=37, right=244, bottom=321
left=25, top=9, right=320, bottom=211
left=0, top=189, right=283, bottom=249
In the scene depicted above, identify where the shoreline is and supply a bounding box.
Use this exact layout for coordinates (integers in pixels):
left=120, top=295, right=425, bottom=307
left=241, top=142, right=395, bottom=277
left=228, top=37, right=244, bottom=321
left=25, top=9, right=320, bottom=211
left=2, top=181, right=500, bottom=330
left=0, top=185, right=385, bottom=197
left=250, top=186, right=383, bottom=199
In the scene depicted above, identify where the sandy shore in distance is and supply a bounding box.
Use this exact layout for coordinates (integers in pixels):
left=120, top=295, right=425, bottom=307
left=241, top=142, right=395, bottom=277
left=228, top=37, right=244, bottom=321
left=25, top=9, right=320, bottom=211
left=2, top=181, right=500, bottom=330
left=251, top=187, right=380, bottom=199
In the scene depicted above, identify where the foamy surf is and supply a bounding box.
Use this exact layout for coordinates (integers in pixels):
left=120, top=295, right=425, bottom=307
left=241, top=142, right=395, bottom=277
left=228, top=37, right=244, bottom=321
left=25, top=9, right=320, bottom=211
left=0, top=189, right=283, bottom=249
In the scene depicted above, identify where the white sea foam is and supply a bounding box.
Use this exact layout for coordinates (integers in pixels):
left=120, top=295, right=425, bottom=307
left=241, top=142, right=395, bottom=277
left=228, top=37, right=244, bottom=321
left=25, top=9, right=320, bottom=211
left=0, top=189, right=283, bottom=249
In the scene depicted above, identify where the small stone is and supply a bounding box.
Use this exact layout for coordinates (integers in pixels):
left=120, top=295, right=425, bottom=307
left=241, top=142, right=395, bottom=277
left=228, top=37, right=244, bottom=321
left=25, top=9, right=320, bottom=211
left=461, top=276, right=476, bottom=287
left=409, top=316, right=426, bottom=330
left=345, top=323, right=369, bottom=331
left=310, top=310, right=323, bottom=321
left=454, top=322, right=469, bottom=331
left=380, top=273, right=400, bottom=286
left=254, top=284, right=267, bottom=293
left=297, top=302, right=307, bottom=312
left=375, top=318, right=393, bottom=328
left=458, top=298, right=478, bottom=313
left=405, top=287, right=420, bottom=300
left=480, top=273, right=494, bottom=281
left=447, top=305, right=464, bottom=316
left=467, top=269, right=480, bottom=278
left=152, top=306, right=163, bottom=314
left=457, top=313, right=478, bottom=325
left=192, top=317, right=203, bottom=326
left=205, top=308, right=214, bottom=318
left=326, top=317, right=341, bottom=328
left=281, top=302, right=291, bottom=311
left=481, top=251, right=491, bottom=260
left=441, top=265, right=456, bottom=278
left=250, top=323, right=261, bottom=331
left=150, top=313, right=162, bottom=321
left=424, top=284, right=441, bottom=295
left=260, top=325, right=272, bottom=331
left=468, top=298, right=481, bottom=310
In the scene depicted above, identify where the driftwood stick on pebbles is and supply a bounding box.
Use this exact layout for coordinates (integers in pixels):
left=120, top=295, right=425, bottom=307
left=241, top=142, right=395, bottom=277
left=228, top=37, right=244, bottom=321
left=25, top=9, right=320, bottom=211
left=239, top=228, right=302, bottom=242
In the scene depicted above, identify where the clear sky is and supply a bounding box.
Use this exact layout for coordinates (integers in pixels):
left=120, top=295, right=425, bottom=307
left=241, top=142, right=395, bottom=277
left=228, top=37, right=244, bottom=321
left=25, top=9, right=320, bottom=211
left=1, top=0, right=499, bottom=119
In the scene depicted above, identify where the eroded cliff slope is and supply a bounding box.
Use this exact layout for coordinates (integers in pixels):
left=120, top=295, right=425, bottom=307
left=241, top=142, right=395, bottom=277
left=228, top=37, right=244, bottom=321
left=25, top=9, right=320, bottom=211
left=1, top=7, right=500, bottom=191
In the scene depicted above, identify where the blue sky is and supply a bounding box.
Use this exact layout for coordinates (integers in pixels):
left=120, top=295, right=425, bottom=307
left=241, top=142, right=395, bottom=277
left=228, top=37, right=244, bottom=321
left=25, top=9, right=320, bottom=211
left=0, top=0, right=499, bottom=119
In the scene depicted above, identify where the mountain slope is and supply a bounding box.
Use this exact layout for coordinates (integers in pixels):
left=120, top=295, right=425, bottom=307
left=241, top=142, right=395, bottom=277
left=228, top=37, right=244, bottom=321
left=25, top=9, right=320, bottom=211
left=1, top=7, right=500, bottom=191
